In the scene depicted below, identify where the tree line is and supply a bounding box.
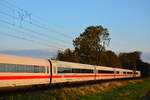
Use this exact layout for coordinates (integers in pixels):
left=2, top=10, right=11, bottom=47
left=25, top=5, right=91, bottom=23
left=56, top=25, right=150, bottom=77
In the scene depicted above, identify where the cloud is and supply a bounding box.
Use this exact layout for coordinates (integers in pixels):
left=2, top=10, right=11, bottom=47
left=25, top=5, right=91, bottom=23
left=0, top=49, right=57, bottom=59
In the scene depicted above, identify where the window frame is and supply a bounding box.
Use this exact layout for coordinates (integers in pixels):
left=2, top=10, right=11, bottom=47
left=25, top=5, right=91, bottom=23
left=0, top=63, right=46, bottom=73
left=57, top=67, right=94, bottom=74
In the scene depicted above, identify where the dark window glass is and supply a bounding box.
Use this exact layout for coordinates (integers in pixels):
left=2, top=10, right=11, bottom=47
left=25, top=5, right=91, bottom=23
left=58, top=67, right=93, bottom=73
left=116, top=71, right=119, bottom=74
left=98, top=70, right=114, bottom=74
left=127, top=72, right=133, bottom=74
left=58, top=67, right=72, bottom=73
left=34, top=66, right=40, bottom=73
left=54, top=66, right=56, bottom=74
left=47, top=66, right=49, bottom=73
left=72, top=68, right=81, bottom=73
left=80, top=69, right=93, bottom=73
left=133, top=72, right=138, bottom=74
left=0, top=63, right=45, bottom=73
left=123, top=72, right=126, bottom=74
left=73, top=68, right=93, bottom=73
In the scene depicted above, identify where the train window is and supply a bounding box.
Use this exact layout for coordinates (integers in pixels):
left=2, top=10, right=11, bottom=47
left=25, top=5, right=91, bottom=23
left=58, top=67, right=72, bottom=73
left=38, top=66, right=45, bottom=73
left=123, top=72, right=126, bottom=74
left=54, top=66, right=56, bottom=74
left=116, top=71, right=120, bottom=74
left=80, top=69, right=93, bottom=73
left=73, top=68, right=93, bottom=73
left=72, top=68, right=81, bottom=73
left=0, top=63, right=45, bottom=73
left=98, top=70, right=114, bottom=74
left=34, top=66, right=40, bottom=73
left=57, top=67, right=93, bottom=74
left=72, top=68, right=93, bottom=73
left=133, top=72, right=138, bottom=74
left=47, top=66, right=49, bottom=73
left=127, top=72, right=133, bottom=74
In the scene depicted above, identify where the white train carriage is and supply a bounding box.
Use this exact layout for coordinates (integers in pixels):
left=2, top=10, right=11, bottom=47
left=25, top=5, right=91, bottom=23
left=51, top=61, right=95, bottom=83
left=114, top=68, right=133, bottom=79
left=115, top=68, right=141, bottom=79
left=96, top=66, right=115, bottom=80
left=0, top=54, right=141, bottom=88
left=0, top=54, right=51, bottom=87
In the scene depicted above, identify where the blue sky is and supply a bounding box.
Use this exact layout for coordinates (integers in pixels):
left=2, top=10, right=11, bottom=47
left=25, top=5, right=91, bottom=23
left=0, top=0, right=150, bottom=62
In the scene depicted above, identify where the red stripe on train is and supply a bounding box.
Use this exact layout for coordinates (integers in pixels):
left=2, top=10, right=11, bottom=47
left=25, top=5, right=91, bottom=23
left=0, top=74, right=133, bottom=80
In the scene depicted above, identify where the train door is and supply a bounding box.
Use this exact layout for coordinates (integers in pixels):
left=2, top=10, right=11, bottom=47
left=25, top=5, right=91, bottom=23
left=48, top=59, right=52, bottom=84
left=94, top=66, right=97, bottom=80
left=114, top=68, right=116, bottom=79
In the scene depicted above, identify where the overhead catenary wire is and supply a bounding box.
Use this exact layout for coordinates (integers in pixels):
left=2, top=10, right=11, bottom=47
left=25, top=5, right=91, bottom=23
left=0, top=5, right=74, bottom=48
left=0, top=31, right=65, bottom=51
left=0, top=0, right=74, bottom=40
left=0, top=0, right=75, bottom=51
left=0, top=11, right=72, bottom=46
left=0, top=19, right=72, bottom=51
left=0, top=22, right=69, bottom=49
left=0, top=17, right=71, bottom=48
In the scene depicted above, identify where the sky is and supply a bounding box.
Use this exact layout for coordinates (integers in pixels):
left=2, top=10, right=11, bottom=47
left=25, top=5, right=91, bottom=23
left=0, top=0, right=150, bottom=62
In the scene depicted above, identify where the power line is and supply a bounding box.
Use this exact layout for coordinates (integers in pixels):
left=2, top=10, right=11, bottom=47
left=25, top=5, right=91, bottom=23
left=0, top=22, right=69, bottom=48
left=0, top=0, right=74, bottom=40
left=0, top=17, right=72, bottom=47
left=0, top=31, right=64, bottom=51
left=0, top=0, right=75, bottom=51
left=0, top=11, right=72, bottom=44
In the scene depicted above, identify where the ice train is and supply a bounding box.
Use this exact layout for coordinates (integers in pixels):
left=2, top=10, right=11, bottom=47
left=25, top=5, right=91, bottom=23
left=0, top=54, right=141, bottom=88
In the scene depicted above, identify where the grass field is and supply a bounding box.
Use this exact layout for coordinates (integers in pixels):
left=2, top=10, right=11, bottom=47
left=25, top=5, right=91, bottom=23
left=1, top=78, right=150, bottom=100
left=78, top=78, right=150, bottom=100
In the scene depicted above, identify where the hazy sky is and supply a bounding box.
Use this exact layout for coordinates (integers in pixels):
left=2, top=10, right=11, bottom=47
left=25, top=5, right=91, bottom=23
left=0, top=0, right=150, bottom=62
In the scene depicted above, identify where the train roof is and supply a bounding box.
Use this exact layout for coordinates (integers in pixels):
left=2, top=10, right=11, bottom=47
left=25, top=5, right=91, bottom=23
left=52, top=60, right=95, bottom=69
left=0, top=54, right=49, bottom=66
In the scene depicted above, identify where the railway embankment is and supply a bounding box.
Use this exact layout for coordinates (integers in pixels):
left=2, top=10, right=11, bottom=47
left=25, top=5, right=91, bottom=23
left=0, top=78, right=150, bottom=100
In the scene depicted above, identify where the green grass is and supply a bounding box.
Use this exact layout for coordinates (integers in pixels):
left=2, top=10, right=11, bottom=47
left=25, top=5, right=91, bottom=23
left=1, top=78, right=150, bottom=100
left=78, top=78, right=150, bottom=100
